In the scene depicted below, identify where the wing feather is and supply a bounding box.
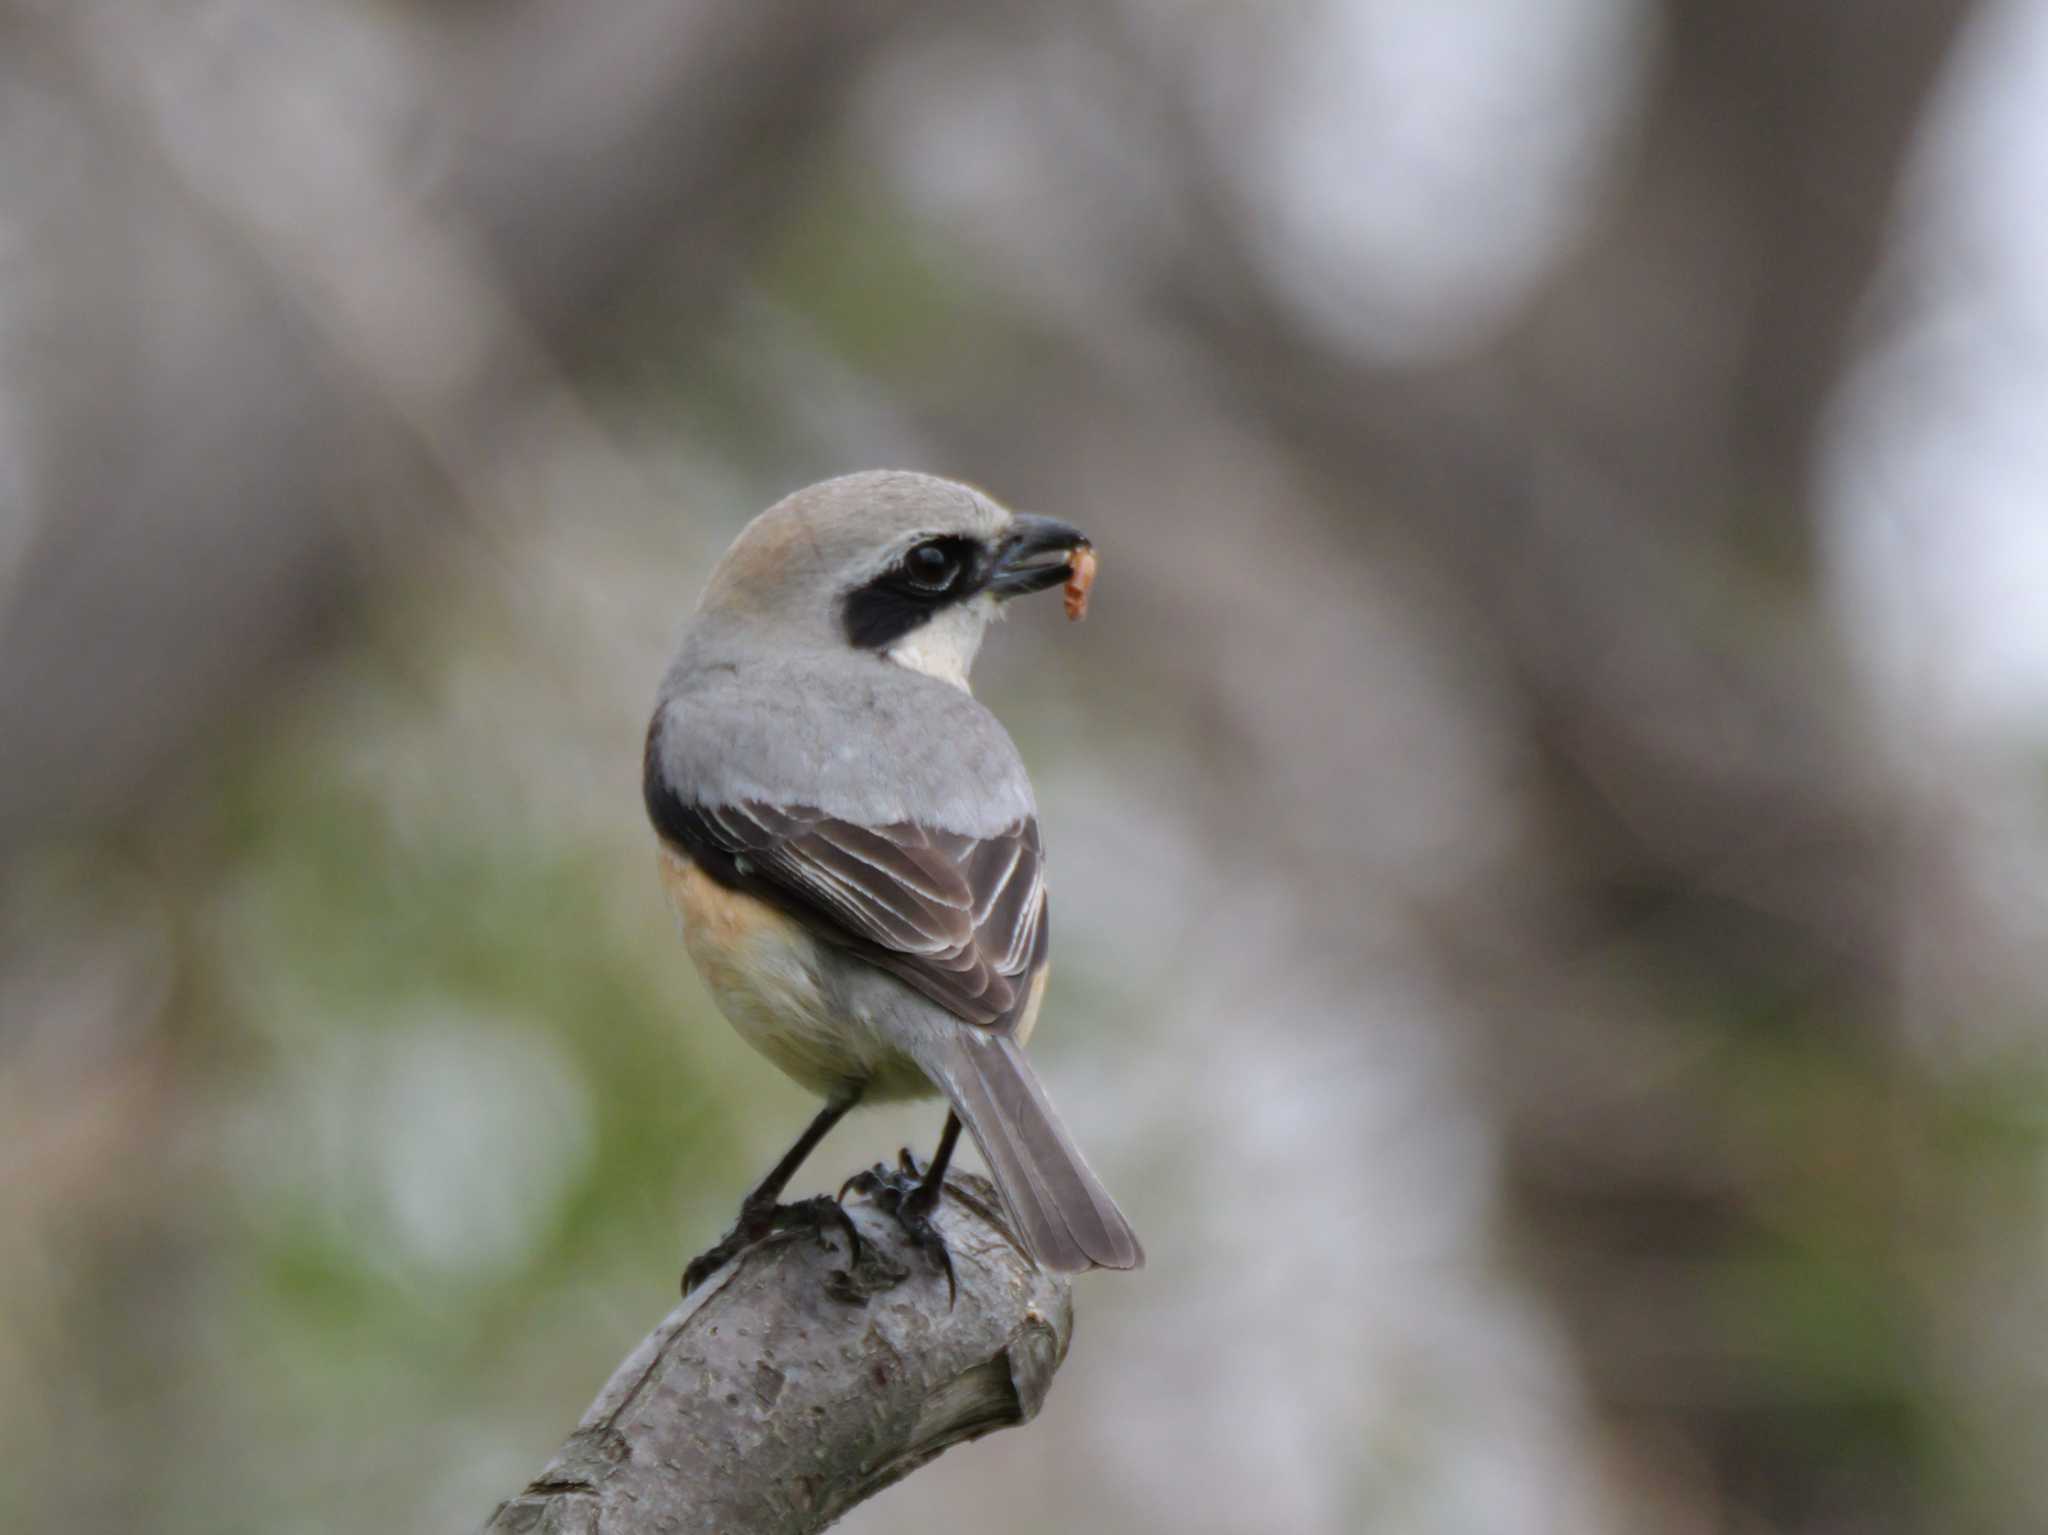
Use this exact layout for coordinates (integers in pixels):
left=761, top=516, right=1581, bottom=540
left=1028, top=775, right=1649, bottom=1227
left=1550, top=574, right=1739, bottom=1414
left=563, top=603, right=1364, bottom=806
left=652, top=789, right=1048, bottom=1030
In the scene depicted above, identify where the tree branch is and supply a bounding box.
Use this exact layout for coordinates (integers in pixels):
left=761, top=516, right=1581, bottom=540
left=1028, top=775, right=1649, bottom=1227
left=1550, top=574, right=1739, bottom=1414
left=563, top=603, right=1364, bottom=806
left=484, top=1172, right=1074, bottom=1535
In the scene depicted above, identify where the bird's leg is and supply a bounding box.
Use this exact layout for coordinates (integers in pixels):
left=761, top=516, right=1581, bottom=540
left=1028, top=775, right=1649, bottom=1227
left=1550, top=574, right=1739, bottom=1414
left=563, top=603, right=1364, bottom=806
left=900, top=1112, right=961, bottom=1219
left=842, top=1113, right=963, bottom=1302
left=682, top=1097, right=862, bottom=1294
left=898, top=1112, right=963, bottom=1300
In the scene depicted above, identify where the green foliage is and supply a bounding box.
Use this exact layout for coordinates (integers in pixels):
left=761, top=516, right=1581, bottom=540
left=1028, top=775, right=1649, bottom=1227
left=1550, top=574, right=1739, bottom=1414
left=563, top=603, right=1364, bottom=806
left=126, top=656, right=768, bottom=1529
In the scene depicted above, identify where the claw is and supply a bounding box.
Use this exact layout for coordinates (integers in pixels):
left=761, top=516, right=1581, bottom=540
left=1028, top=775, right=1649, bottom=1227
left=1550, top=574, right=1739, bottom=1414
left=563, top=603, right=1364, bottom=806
left=680, top=1194, right=862, bottom=1296
left=680, top=1196, right=775, bottom=1294
left=899, top=1186, right=958, bottom=1306
left=838, top=1163, right=889, bottom=1203
left=801, top=1193, right=865, bottom=1275
left=839, top=1161, right=958, bottom=1305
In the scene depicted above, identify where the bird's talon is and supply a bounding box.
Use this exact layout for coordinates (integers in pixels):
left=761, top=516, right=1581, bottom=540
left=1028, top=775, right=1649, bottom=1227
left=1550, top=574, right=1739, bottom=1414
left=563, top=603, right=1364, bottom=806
left=814, top=1194, right=865, bottom=1271
left=839, top=1160, right=959, bottom=1304
left=862, top=1173, right=906, bottom=1216
left=680, top=1194, right=859, bottom=1295
left=897, top=1198, right=957, bottom=1305
left=837, top=1168, right=873, bottom=1202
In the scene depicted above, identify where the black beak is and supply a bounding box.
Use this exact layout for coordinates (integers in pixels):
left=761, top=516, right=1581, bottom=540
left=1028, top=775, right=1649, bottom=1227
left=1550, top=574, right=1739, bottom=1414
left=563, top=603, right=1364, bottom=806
left=988, top=514, right=1090, bottom=600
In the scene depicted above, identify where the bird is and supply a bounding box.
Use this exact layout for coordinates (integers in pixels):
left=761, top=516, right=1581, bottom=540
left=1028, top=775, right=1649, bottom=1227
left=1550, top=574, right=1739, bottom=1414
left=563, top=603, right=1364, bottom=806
left=643, top=469, right=1143, bottom=1294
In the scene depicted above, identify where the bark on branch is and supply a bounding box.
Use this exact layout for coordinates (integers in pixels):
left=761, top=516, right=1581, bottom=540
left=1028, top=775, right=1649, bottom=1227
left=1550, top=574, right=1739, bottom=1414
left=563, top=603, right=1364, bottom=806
left=484, top=1172, right=1074, bottom=1535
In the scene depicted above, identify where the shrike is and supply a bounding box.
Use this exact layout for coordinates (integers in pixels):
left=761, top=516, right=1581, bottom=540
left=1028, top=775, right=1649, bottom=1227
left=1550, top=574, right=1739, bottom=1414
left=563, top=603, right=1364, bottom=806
left=644, top=470, right=1142, bottom=1291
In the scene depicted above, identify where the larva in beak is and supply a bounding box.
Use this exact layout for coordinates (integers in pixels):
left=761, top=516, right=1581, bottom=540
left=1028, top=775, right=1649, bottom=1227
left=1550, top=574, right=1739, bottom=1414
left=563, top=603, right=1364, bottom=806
left=1064, top=545, right=1097, bottom=621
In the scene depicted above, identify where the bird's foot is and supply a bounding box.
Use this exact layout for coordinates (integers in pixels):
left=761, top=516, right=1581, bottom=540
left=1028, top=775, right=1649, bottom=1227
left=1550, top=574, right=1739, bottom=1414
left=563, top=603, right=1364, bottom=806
left=840, top=1149, right=958, bottom=1304
left=681, top=1193, right=862, bottom=1295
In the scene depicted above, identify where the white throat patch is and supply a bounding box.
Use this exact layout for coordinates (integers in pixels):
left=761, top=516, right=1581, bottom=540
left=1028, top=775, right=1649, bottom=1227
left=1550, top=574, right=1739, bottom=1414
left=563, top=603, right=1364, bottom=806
left=883, top=595, right=995, bottom=692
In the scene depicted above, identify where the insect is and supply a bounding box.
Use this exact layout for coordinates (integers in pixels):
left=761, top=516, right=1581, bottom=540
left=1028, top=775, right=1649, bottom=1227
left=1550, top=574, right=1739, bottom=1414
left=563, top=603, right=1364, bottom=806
left=1064, top=545, right=1097, bottom=621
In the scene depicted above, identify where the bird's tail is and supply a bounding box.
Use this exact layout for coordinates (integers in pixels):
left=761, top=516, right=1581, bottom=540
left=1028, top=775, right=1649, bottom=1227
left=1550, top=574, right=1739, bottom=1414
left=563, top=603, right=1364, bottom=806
left=919, top=1030, right=1143, bottom=1274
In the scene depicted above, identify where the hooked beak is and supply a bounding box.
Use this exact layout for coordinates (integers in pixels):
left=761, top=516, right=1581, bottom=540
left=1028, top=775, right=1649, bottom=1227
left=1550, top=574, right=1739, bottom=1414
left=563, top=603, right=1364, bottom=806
left=988, top=513, right=1090, bottom=600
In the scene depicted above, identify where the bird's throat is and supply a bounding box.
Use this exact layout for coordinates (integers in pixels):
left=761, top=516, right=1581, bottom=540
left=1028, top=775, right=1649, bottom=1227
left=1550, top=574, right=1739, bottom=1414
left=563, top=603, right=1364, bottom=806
left=882, top=600, right=989, bottom=692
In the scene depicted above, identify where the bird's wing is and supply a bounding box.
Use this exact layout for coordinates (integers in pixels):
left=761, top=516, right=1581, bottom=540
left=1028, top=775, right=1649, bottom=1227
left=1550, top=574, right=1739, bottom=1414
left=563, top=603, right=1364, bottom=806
left=653, top=794, right=1048, bottom=1031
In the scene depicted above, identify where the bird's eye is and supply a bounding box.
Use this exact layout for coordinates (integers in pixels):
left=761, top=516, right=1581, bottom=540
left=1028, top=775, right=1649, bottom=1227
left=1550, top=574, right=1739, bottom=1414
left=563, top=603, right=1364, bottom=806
left=845, top=534, right=982, bottom=647
left=902, top=539, right=965, bottom=593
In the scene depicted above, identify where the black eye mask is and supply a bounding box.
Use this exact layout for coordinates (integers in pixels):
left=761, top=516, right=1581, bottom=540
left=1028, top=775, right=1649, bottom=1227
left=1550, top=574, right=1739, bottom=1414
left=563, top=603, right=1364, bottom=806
left=841, top=536, right=989, bottom=650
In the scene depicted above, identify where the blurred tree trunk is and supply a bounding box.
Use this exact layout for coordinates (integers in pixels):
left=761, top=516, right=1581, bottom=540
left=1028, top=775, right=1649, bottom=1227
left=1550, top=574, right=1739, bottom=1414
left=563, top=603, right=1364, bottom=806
left=0, top=0, right=917, bottom=858
left=1430, top=10, right=1970, bottom=1529
left=1166, top=2, right=1976, bottom=1529
left=0, top=7, right=917, bottom=1529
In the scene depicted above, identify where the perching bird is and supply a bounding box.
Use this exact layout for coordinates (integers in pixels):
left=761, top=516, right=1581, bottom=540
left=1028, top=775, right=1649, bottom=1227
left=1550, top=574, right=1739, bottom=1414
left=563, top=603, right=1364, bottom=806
left=644, top=470, right=1142, bottom=1292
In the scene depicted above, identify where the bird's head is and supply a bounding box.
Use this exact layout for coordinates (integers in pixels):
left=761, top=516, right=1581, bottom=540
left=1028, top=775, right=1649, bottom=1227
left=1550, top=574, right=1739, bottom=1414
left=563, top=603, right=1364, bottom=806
left=698, top=471, right=1089, bottom=689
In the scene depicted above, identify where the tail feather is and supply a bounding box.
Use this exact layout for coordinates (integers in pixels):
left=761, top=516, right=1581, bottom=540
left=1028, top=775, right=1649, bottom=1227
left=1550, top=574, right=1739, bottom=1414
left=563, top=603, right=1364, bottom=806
left=923, top=1031, right=1143, bottom=1273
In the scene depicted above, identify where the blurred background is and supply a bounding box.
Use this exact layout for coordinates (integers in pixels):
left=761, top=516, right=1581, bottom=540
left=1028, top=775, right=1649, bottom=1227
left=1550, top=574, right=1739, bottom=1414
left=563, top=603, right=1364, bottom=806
left=4, top=2, right=2048, bottom=1531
